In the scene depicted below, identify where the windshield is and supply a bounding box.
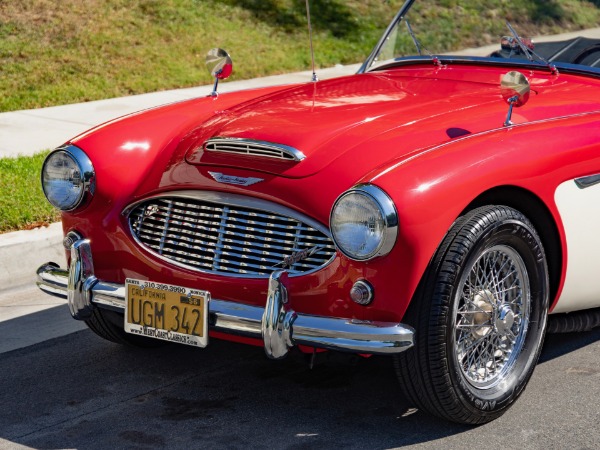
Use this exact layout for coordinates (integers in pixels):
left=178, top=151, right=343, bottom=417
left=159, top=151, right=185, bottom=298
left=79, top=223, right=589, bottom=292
left=363, top=0, right=600, bottom=73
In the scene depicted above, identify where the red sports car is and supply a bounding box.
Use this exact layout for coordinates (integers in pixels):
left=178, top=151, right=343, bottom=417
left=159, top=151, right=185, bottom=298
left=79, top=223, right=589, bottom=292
left=37, top=0, right=600, bottom=424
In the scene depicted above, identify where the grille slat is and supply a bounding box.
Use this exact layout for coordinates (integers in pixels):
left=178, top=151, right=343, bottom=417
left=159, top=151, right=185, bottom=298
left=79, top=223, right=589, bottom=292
left=128, top=195, right=335, bottom=277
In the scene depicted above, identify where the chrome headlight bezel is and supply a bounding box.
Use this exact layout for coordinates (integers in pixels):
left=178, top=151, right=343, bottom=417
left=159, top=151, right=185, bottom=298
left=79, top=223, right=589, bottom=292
left=41, top=145, right=95, bottom=211
left=330, top=184, right=398, bottom=261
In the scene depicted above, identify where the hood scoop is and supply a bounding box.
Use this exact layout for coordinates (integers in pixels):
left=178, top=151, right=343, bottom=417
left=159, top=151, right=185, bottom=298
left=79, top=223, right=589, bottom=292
left=204, top=137, right=306, bottom=162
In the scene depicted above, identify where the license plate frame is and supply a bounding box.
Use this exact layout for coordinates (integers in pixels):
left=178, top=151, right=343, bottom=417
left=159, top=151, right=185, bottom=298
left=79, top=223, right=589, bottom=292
left=124, top=278, right=210, bottom=347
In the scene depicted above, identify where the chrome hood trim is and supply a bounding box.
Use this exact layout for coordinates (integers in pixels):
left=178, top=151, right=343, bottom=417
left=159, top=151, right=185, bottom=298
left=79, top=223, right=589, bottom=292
left=204, top=137, right=306, bottom=162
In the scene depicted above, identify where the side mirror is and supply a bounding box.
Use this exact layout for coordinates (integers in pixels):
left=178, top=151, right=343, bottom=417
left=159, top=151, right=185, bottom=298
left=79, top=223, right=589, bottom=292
left=501, top=71, right=530, bottom=126
left=206, top=48, right=233, bottom=97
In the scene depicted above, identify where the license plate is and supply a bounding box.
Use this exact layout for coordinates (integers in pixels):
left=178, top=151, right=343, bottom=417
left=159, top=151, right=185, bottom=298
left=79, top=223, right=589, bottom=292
left=124, top=278, right=210, bottom=347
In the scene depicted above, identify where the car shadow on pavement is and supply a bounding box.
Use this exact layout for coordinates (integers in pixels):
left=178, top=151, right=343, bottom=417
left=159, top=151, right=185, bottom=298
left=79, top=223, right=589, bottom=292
left=539, top=327, right=600, bottom=364
left=0, top=324, right=465, bottom=449
left=1, top=314, right=599, bottom=449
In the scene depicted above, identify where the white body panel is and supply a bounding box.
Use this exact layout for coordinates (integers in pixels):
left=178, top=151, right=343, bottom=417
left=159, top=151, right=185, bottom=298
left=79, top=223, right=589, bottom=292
left=553, top=179, right=600, bottom=313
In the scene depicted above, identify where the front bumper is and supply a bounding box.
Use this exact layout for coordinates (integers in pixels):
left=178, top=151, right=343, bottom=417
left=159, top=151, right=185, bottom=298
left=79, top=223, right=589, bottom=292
left=36, top=238, right=414, bottom=358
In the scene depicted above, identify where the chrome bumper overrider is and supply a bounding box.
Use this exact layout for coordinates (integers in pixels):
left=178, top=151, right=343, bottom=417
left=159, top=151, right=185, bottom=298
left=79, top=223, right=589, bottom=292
left=36, top=239, right=414, bottom=358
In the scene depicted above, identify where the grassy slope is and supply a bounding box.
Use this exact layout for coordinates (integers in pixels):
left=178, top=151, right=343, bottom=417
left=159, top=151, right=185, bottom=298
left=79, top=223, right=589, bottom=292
left=1, top=0, right=599, bottom=112
left=0, top=0, right=393, bottom=112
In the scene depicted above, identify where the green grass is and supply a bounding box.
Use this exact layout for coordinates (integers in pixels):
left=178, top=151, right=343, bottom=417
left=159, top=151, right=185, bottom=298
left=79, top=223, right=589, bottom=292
left=0, top=152, right=60, bottom=233
left=0, top=0, right=394, bottom=112
left=2, top=0, right=599, bottom=112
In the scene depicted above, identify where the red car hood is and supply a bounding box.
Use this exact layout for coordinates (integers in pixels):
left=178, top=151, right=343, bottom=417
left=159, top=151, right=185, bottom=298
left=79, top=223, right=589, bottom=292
left=71, top=64, right=600, bottom=200
left=183, top=66, right=599, bottom=178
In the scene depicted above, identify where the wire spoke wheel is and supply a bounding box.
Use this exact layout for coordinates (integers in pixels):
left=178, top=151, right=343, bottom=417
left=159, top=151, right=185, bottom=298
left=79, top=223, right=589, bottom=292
left=454, top=245, right=530, bottom=389
left=394, top=206, right=549, bottom=424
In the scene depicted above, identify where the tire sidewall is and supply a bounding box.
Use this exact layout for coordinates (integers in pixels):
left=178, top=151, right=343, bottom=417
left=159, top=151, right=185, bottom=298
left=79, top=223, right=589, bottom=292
left=445, top=216, right=549, bottom=414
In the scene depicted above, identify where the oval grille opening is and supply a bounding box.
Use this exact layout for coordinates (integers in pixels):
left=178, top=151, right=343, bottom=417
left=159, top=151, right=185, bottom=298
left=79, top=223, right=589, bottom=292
left=127, top=195, right=335, bottom=278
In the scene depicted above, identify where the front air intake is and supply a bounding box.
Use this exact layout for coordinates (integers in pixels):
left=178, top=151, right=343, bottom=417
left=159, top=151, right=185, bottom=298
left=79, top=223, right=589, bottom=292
left=126, top=192, right=335, bottom=278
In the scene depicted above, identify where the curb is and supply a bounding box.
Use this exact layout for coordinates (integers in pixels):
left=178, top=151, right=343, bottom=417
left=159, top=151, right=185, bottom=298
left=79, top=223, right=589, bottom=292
left=0, top=222, right=64, bottom=293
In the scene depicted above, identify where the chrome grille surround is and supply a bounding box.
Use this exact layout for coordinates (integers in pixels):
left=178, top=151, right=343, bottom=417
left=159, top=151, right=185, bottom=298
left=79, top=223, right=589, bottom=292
left=204, top=137, right=306, bottom=162
left=125, top=191, right=336, bottom=278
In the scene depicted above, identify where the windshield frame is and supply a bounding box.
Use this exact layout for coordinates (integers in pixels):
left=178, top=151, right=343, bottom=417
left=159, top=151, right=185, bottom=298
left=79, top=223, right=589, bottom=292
left=358, top=0, right=415, bottom=74
left=358, top=0, right=600, bottom=78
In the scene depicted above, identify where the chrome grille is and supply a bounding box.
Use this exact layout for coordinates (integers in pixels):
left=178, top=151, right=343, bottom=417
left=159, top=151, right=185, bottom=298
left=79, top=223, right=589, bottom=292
left=204, top=138, right=305, bottom=161
left=127, top=194, right=335, bottom=277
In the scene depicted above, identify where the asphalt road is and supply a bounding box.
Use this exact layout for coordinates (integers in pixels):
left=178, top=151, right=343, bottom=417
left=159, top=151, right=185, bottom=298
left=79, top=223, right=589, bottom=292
left=1, top=299, right=599, bottom=450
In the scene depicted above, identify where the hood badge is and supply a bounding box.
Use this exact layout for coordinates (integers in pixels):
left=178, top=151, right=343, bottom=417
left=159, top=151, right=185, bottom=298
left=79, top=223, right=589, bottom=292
left=273, top=245, right=323, bottom=269
left=208, top=171, right=264, bottom=186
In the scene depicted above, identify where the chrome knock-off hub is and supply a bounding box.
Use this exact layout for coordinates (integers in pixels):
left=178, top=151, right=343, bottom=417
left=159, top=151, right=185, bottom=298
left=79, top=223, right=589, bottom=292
left=495, top=304, right=516, bottom=335
left=471, top=291, right=494, bottom=339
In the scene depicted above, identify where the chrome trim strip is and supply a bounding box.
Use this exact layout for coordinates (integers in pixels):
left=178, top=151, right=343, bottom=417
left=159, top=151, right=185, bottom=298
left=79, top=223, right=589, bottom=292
left=575, top=174, right=600, bottom=189
left=204, top=137, right=306, bottom=162
left=36, top=253, right=415, bottom=356
left=547, top=37, right=583, bottom=62
left=124, top=191, right=330, bottom=237
left=123, top=191, right=336, bottom=279
left=366, top=55, right=600, bottom=78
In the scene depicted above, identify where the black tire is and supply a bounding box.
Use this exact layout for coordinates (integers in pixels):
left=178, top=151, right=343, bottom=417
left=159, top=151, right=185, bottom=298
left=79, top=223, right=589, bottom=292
left=394, top=206, right=549, bottom=424
left=85, top=308, right=163, bottom=348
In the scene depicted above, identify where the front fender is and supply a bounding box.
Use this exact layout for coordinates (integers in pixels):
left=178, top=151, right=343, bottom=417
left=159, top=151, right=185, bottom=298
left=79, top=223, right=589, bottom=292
left=364, top=112, right=600, bottom=319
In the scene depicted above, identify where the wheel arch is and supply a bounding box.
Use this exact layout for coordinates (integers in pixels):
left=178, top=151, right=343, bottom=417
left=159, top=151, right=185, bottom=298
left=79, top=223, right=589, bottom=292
left=462, top=185, right=563, bottom=306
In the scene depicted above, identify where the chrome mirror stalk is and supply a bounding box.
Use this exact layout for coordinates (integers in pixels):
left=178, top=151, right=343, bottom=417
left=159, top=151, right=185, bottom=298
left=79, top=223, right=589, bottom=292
left=504, top=95, right=518, bottom=127
left=205, top=48, right=233, bottom=97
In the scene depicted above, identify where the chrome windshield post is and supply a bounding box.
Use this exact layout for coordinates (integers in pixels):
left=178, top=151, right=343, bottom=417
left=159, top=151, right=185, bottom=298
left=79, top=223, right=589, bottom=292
left=262, top=270, right=297, bottom=359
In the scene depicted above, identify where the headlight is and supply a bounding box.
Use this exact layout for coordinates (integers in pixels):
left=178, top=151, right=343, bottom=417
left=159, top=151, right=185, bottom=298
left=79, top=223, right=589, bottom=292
left=41, top=145, right=95, bottom=211
left=330, top=184, right=398, bottom=261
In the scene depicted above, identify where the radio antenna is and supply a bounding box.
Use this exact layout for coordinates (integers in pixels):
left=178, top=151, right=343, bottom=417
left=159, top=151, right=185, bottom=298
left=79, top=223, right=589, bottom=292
left=305, top=0, right=318, bottom=82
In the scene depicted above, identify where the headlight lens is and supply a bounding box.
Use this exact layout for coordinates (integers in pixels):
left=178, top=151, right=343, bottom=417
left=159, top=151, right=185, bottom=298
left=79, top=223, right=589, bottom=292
left=330, top=184, right=398, bottom=261
left=42, top=145, right=95, bottom=211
